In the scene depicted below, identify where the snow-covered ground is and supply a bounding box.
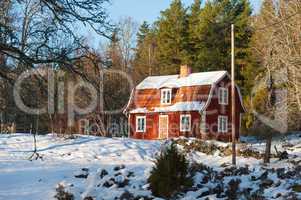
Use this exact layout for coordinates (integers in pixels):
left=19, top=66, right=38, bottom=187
left=0, top=134, right=161, bottom=200
left=0, top=133, right=300, bottom=200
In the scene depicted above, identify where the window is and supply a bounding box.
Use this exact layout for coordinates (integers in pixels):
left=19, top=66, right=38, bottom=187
left=161, top=89, right=172, bottom=104
left=200, top=112, right=207, bottom=133
left=180, top=114, right=191, bottom=132
left=136, top=116, right=146, bottom=132
left=218, top=116, right=228, bottom=133
left=218, top=87, right=228, bottom=105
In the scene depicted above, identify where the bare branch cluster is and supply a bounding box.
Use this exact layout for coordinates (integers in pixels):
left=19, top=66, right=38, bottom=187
left=0, top=0, right=112, bottom=83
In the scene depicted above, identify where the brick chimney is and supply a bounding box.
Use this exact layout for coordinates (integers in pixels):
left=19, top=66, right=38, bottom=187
left=180, top=65, right=191, bottom=78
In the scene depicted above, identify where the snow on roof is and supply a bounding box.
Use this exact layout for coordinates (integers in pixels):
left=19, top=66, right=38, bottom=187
left=136, top=71, right=228, bottom=90
left=129, top=108, right=148, bottom=114
left=129, top=101, right=206, bottom=114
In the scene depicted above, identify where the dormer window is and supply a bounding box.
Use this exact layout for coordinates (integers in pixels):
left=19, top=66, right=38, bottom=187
left=161, top=88, right=172, bottom=104
left=218, top=87, right=228, bottom=105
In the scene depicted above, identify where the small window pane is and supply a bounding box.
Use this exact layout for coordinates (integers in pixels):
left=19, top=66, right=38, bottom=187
left=180, top=115, right=191, bottom=132
left=166, top=91, right=169, bottom=103
left=218, top=116, right=228, bottom=133
left=219, top=88, right=228, bottom=105
left=136, top=116, right=146, bottom=132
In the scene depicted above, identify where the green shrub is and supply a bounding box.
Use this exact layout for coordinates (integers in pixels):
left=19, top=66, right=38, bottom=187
left=54, top=184, right=74, bottom=200
left=147, top=143, right=193, bottom=198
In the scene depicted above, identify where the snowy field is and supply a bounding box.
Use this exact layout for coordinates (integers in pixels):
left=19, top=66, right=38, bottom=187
left=0, top=133, right=300, bottom=200
left=0, top=134, right=161, bottom=200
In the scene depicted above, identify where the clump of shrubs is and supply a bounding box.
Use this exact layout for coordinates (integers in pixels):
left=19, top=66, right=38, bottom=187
left=54, top=184, right=74, bottom=200
left=147, top=143, right=193, bottom=198
left=225, top=179, right=241, bottom=200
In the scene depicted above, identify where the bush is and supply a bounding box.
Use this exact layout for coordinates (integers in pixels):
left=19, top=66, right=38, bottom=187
left=54, top=184, right=74, bottom=200
left=147, top=143, right=193, bottom=198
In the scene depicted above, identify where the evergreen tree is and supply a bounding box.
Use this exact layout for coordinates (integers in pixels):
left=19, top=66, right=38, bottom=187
left=190, top=0, right=202, bottom=19
left=133, top=23, right=157, bottom=82
left=135, top=22, right=151, bottom=62
left=240, top=1, right=273, bottom=122
left=148, top=143, right=193, bottom=198
left=133, top=0, right=253, bottom=86
left=187, top=0, right=203, bottom=69
left=155, top=0, right=189, bottom=74
left=106, top=29, right=122, bottom=69
left=136, top=21, right=150, bottom=47
left=194, top=0, right=252, bottom=86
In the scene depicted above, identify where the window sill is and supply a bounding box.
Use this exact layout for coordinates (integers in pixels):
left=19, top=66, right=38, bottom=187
left=161, top=103, right=172, bottom=105
left=218, top=131, right=228, bottom=134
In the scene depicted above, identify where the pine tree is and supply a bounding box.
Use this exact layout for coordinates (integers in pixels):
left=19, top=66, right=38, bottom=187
left=106, top=29, right=122, bottom=69
left=194, top=0, right=252, bottom=84
left=133, top=0, right=253, bottom=83
left=133, top=23, right=157, bottom=82
left=240, top=0, right=272, bottom=113
left=155, top=0, right=189, bottom=74
left=148, top=143, right=193, bottom=198
left=187, top=0, right=203, bottom=69
left=136, top=21, right=150, bottom=47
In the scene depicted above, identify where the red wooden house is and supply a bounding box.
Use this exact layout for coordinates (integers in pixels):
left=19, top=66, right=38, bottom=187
left=124, top=65, right=245, bottom=141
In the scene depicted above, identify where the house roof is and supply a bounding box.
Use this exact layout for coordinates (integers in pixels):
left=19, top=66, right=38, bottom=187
left=129, top=101, right=206, bottom=114
left=124, top=70, right=246, bottom=114
left=136, top=71, right=228, bottom=90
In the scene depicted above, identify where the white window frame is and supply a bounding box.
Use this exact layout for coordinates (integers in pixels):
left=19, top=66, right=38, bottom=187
left=200, top=111, right=207, bottom=133
left=218, top=115, right=228, bottom=133
left=218, top=87, right=229, bottom=105
left=161, top=88, right=172, bottom=105
left=180, top=114, right=191, bottom=132
left=136, top=116, right=146, bottom=133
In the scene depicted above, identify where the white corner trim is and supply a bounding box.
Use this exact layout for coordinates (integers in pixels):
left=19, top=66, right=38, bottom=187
left=123, top=88, right=135, bottom=115
left=202, top=83, right=215, bottom=111
left=236, top=85, right=246, bottom=112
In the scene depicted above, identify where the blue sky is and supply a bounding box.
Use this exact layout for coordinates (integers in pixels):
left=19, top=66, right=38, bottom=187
left=108, top=0, right=262, bottom=23
left=85, top=0, right=262, bottom=47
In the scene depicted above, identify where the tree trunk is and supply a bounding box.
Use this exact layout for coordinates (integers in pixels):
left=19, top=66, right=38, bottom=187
left=264, top=135, right=272, bottom=163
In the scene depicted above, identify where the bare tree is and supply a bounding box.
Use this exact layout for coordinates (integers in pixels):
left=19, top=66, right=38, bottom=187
left=117, top=17, right=138, bottom=71
left=251, top=0, right=301, bottom=163
left=0, top=0, right=113, bottom=84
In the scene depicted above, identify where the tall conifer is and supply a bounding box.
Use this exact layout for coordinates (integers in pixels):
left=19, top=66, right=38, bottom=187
left=155, top=0, right=189, bottom=74
left=195, top=0, right=252, bottom=84
left=188, top=0, right=203, bottom=69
